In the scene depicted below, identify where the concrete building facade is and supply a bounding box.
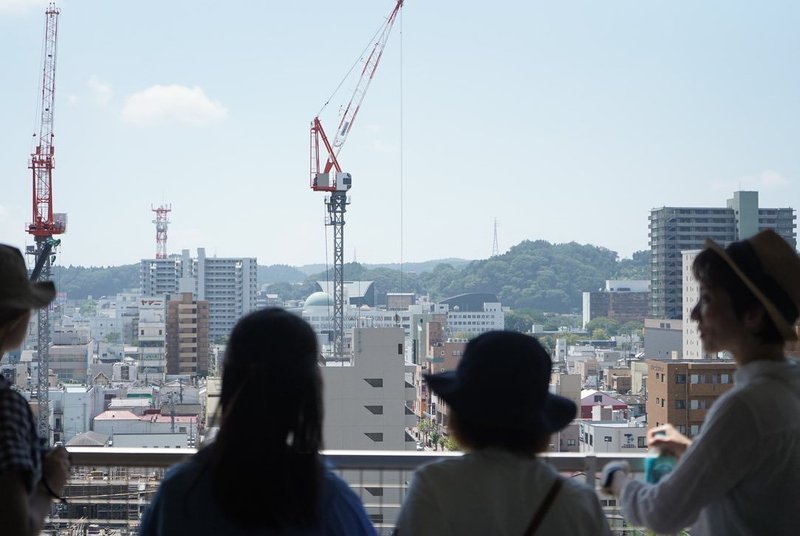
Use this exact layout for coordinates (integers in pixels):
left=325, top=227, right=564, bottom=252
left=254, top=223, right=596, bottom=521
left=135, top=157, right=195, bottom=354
left=321, top=327, right=416, bottom=450
left=582, top=280, right=650, bottom=328
left=141, top=248, right=258, bottom=341
left=649, top=191, right=795, bottom=319
left=646, top=359, right=736, bottom=437
left=166, top=292, right=210, bottom=376
left=137, top=298, right=167, bottom=382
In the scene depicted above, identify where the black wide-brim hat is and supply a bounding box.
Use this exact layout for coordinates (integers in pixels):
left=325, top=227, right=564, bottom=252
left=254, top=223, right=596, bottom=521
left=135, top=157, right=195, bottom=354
left=424, top=331, right=576, bottom=434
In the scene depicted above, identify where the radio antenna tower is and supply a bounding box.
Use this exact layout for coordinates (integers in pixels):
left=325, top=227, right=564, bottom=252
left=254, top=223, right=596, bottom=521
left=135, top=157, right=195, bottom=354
left=151, top=204, right=172, bottom=259
left=491, top=218, right=500, bottom=257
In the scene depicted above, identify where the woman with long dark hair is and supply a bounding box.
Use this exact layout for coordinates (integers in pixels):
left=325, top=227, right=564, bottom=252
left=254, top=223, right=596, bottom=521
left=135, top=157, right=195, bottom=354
left=140, top=308, right=376, bottom=535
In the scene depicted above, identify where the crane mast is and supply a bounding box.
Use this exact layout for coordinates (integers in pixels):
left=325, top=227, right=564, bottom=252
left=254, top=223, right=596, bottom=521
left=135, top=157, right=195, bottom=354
left=310, top=0, right=403, bottom=360
left=26, top=2, right=64, bottom=443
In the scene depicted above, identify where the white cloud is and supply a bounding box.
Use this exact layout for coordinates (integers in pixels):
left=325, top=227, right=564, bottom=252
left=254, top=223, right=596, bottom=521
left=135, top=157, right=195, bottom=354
left=0, top=0, right=48, bottom=14
left=121, top=85, right=228, bottom=126
left=712, top=169, right=790, bottom=192
left=88, top=75, right=112, bottom=107
left=0, top=204, right=6, bottom=217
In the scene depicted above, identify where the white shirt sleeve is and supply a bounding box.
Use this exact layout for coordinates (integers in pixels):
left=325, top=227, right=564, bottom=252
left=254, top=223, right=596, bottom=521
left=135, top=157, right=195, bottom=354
left=620, top=393, right=759, bottom=534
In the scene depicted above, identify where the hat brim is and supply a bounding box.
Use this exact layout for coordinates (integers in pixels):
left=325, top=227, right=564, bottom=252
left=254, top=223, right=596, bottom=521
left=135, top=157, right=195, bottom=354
left=5, top=281, right=56, bottom=310
left=424, top=371, right=577, bottom=434
left=705, top=239, right=797, bottom=341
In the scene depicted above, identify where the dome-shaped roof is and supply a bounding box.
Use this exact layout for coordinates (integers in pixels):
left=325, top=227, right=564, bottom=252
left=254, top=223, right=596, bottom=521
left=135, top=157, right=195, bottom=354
left=304, top=291, right=334, bottom=308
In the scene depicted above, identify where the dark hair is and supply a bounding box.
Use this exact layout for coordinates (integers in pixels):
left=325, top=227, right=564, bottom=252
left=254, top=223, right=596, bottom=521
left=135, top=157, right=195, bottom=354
left=448, top=409, right=549, bottom=455
left=693, top=248, right=784, bottom=344
left=211, top=308, right=323, bottom=529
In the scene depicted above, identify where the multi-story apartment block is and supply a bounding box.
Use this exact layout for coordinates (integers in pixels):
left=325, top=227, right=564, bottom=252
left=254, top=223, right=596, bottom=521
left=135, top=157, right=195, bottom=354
left=321, top=327, right=417, bottom=450
left=137, top=298, right=167, bottom=382
left=649, top=191, right=795, bottom=319
left=681, top=250, right=713, bottom=359
left=166, top=292, right=210, bottom=377
left=582, top=280, right=649, bottom=328
left=646, top=359, right=736, bottom=438
left=50, top=327, right=93, bottom=384
left=141, top=248, right=257, bottom=341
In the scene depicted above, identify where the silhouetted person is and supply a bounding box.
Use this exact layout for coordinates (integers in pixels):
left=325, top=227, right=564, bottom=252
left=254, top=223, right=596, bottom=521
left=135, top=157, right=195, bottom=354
left=396, top=330, right=611, bottom=535
left=0, top=244, right=70, bottom=536
left=602, top=230, right=800, bottom=535
left=140, top=308, right=376, bottom=535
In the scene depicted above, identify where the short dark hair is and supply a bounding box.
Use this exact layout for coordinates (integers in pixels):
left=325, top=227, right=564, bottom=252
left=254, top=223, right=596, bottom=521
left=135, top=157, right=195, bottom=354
left=448, top=408, right=549, bottom=455
left=693, top=248, right=784, bottom=344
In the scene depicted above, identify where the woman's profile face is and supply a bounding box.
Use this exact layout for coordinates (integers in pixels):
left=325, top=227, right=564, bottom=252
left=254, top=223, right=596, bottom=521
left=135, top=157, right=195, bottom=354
left=691, top=283, right=745, bottom=354
left=1, top=310, right=31, bottom=353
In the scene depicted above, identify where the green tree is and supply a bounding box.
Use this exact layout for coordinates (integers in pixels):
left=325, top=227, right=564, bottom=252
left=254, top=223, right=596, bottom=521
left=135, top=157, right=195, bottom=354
left=441, top=435, right=459, bottom=451
left=430, top=429, right=441, bottom=450
left=585, top=317, right=620, bottom=336
left=104, top=332, right=120, bottom=343
left=417, top=418, right=435, bottom=445
left=79, top=299, right=97, bottom=316
left=620, top=320, right=644, bottom=337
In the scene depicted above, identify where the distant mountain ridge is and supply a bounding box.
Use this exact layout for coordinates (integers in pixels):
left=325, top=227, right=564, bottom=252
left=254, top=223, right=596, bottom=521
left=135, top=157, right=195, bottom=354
left=295, top=258, right=471, bottom=276
left=50, top=243, right=649, bottom=313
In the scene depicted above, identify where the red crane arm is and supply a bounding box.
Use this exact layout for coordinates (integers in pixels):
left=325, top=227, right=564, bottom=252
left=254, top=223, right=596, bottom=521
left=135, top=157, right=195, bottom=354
left=28, top=3, right=64, bottom=237
left=310, top=0, right=403, bottom=191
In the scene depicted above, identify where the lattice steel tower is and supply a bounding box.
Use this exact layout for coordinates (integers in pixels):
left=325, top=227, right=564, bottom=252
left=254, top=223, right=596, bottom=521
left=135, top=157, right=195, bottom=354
left=26, top=3, right=64, bottom=442
left=152, top=204, right=172, bottom=259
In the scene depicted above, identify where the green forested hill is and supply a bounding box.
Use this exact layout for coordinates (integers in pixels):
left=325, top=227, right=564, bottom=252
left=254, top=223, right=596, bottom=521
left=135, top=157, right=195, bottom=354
left=50, top=241, right=649, bottom=313
left=273, top=241, right=648, bottom=313
left=52, top=264, right=140, bottom=299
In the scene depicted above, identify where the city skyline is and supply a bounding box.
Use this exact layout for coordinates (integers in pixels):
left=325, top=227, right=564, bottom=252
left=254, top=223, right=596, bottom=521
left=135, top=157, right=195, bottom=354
left=1, top=0, right=798, bottom=267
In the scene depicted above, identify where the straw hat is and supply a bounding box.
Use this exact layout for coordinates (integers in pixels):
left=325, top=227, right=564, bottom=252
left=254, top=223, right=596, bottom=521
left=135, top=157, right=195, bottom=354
left=705, top=229, right=800, bottom=341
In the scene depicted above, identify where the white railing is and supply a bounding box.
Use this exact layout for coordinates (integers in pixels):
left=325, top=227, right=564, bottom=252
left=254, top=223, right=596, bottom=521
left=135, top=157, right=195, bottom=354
left=54, top=448, right=649, bottom=536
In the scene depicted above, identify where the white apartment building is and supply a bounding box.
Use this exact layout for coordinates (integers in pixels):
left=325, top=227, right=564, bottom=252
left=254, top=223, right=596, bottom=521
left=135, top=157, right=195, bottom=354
left=446, top=302, right=504, bottom=337
left=579, top=420, right=648, bottom=453
left=138, top=298, right=167, bottom=382
left=682, top=250, right=713, bottom=359
left=50, top=327, right=93, bottom=384
left=141, top=248, right=258, bottom=340
left=321, top=327, right=417, bottom=450
left=50, top=385, right=100, bottom=445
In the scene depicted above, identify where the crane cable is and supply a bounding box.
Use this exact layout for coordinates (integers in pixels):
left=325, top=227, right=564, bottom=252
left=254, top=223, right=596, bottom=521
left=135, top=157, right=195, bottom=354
left=316, top=14, right=389, bottom=118
left=399, top=6, right=404, bottom=296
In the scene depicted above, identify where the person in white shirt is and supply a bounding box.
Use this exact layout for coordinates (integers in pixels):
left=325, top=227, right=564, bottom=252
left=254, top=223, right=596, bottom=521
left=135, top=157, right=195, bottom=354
left=395, top=331, right=611, bottom=536
left=602, top=229, right=800, bottom=535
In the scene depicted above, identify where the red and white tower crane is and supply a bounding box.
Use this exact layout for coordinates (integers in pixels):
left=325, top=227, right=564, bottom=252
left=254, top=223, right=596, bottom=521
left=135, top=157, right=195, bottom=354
left=310, top=0, right=403, bottom=360
left=26, top=2, right=64, bottom=442
left=152, top=204, right=172, bottom=259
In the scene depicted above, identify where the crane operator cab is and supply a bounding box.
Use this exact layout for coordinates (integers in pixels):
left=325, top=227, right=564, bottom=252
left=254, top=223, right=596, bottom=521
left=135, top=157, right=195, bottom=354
left=312, top=172, right=352, bottom=192
left=335, top=172, right=352, bottom=192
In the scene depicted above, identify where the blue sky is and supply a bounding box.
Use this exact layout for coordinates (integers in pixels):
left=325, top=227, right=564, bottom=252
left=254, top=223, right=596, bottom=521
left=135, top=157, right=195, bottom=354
left=1, top=0, right=798, bottom=267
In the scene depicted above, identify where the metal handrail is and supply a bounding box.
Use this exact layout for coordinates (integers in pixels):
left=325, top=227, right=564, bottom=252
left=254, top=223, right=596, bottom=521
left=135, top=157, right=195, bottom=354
left=66, top=447, right=648, bottom=486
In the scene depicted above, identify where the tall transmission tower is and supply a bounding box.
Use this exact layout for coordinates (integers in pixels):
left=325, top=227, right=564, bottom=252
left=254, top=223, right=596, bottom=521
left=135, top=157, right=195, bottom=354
left=151, top=204, right=172, bottom=259
left=492, top=218, right=500, bottom=257
left=309, top=0, right=403, bottom=360
left=26, top=2, right=64, bottom=442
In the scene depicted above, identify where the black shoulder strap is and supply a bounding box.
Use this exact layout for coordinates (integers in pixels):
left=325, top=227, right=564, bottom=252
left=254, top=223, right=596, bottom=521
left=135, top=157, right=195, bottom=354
left=523, top=477, right=564, bottom=536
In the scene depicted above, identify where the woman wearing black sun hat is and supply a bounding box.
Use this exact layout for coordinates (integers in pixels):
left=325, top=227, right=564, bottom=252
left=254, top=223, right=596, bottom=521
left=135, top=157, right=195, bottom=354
left=395, top=330, right=611, bottom=535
